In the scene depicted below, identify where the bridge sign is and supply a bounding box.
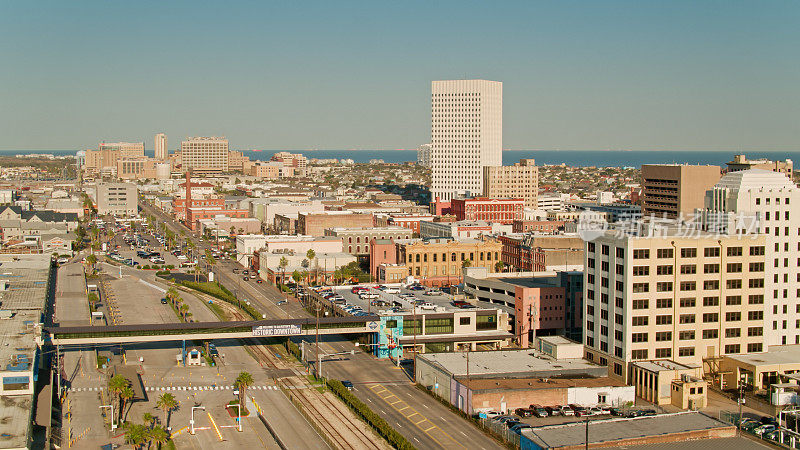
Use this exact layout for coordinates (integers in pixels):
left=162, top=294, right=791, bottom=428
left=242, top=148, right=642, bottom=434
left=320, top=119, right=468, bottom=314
left=252, top=324, right=301, bottom=336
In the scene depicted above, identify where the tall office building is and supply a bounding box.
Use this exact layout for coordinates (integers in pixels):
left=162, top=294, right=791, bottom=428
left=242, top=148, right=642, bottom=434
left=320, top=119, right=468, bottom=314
left=640, top=164, right=721, bottom=219
left=431, top=80, right=502, bottom=202
left=699, top=169, right=800, bottom=347
left=180, top=136, right=229, bottom=174
left=155, top=133, right=167, bottom=160
left=583, top=227, right=767, bottom=382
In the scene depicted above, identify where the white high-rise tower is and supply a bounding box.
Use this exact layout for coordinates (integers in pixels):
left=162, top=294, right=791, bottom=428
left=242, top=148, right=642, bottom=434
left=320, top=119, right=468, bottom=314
left=431, top=80, right=502, bottom=202
left=155, top=133, right=167, bottom=160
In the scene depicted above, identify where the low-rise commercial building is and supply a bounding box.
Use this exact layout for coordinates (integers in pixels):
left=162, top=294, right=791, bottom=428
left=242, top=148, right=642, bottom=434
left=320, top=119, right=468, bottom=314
left=325, top=226, right=412, bottom=256
left=387, top=213, right=435, bottom=235
left=297, top=212, right=374, bottom=236
left=396, top=237, right=503, bottom=287
left=630, top=360, right=707, bottom=409
left=727, top=153, right=793, bottom=177
left=500, top=234, right=584, bottom=272
left=419, top=220, right=510, bottom=240
left=236, top=234, right=343, bottom=267
left=512, top=220, right=566, bottom=234
left=463, top=267, right=583, bottom=344
left=415, top=347, right=632, bottom=415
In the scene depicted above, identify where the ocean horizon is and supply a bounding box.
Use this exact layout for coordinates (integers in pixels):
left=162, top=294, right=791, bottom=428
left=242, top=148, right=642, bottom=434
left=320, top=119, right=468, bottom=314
left=2, top=148, right=798, bottom=168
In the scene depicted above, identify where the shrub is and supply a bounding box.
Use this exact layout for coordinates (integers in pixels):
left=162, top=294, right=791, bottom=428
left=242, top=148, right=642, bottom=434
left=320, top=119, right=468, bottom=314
left=326, top=379, right=416, bottom=450
left=142, top=265, right=151, bottom=270
left=166, top=264, right=175, bottom=270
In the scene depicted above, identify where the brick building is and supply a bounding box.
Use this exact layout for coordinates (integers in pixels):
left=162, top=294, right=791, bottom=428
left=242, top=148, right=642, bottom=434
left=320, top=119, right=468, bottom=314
left=451, top=198, right=524, bottom=224
left=297, top=212, right=374, bottom=236
left=396, top=237, right=503, bottom=287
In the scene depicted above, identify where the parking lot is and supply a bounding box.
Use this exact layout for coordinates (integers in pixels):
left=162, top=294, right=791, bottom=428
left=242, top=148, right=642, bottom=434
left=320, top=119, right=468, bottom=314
left=314, top=283, right=480, bottom=317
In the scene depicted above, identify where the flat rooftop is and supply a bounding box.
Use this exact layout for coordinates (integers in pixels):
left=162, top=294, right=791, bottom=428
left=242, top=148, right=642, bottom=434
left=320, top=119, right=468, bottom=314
left=461, top=375, right=625, bottom=392
left=54, top=263, right=90, bottom=326
left=725, top=345, right=800, bottom=366
left=418, top=349, right=605, bottom=378
left=633, top=360, right=701, bottom=373
left=0, top=254, right=52, bottom=311
left=0, top=394, right=33, bottom=450
left=521, top=411, right=733, bottom=449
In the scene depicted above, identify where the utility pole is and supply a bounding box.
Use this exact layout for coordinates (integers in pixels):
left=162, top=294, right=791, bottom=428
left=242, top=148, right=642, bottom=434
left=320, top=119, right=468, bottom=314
left=585, top=416, right=589, bottom=450
left=412, top=305, right=418, bottom=384
left=315, top=303, right=320, bottom=377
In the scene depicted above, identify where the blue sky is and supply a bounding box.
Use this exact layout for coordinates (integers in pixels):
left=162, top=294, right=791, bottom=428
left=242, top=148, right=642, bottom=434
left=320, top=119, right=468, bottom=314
left=1, top=1, right=798, bottom=151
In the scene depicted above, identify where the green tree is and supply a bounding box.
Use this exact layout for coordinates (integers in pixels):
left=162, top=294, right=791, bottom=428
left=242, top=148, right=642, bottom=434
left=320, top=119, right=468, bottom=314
left=155, top=393, right=178, bottom=429
left=179, top=304, right=189, bottom=321
left=461, top=259, right=472, bottom=268
left=305, top=249, right=316, bottom=283
left=291, top=270, right=302, bottom=285
left=234, top=371, right=254, bottom=406
left=143, top=412, right=155, bottom=429
left=494, top=261, right=505, bottom=273
left=86, top=253, right=98, bottom=274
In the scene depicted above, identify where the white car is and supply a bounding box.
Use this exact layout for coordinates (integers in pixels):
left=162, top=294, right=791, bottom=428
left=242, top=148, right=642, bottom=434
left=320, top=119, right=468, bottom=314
left=176, top=255, right=188, bottom=261
left=149, top=257, right=165, bottom=264
left=419, top=302, right=436, bottom=310
left=381, top=287, right=401, bottom=294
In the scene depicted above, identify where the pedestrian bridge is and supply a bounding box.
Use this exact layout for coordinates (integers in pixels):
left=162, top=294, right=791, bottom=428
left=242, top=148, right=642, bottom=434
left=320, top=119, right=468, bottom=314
left=46, top=315, right=381, bottom=346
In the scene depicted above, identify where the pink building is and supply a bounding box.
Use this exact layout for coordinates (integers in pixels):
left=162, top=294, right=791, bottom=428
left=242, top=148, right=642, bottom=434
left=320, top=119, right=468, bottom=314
left=369, top=238, right=398, bottom=280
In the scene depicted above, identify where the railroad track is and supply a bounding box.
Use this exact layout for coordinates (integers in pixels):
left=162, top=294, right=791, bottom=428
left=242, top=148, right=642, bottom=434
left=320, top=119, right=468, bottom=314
left=210, top=298, right=383, bottom=449
left=247, top=342, right=383, bottom=450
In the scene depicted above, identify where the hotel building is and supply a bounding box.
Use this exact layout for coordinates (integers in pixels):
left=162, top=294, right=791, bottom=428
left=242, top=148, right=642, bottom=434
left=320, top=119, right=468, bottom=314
left=180, top=136, right=229, bottom=174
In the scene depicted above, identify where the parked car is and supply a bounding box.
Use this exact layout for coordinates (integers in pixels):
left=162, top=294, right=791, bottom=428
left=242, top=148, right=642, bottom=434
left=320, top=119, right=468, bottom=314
left=514, top=408, right=534, bottom=418
left=477, top=411, right=503, bottom=419
left=530, top=405, right=548, bottom=418
left=543, top=406, right=559, bottom=417
left=424, top=290, right=440, bottom=296
left=569, top=404, right=587, bottom=416
left=555, top=405, right=573, bottom=416
left=505, top=420, right=521, bottom=429
left=408, top=285, right=425, bottom=291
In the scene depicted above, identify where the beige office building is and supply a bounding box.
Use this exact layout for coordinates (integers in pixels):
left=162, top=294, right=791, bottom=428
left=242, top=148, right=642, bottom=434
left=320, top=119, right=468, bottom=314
left=155, top=133, right=167, bottom=160
left=483, top=159, right=539, bottom=207
left=180, top=136, right=229, bottom=174
left=640, top=164, right=721, bottom=219
left=84, top=141, right=145, bottom=176
left=94, top=182, right=138, bottom=216
left=583, top=228, right=767, bottom=382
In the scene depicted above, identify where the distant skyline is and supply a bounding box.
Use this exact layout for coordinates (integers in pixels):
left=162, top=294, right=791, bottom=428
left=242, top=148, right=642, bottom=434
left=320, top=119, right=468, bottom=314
left=1, top=1, right=798, bottom=151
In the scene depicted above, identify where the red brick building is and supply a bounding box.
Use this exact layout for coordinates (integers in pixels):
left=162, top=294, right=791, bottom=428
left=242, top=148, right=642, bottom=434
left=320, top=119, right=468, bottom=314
left=387, top=213, right=435, bottom=234
left=451, top=198, right=524, bottom=224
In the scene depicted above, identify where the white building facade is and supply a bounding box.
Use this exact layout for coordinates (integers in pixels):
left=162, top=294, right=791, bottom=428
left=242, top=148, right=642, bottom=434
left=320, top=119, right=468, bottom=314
left=431, top=80, right=502, bottom=202
left=699, top=169, right=800, bottom=347
left=180, top=136, right=229, bottom=173
left=155, top=133, right=167, bottom=160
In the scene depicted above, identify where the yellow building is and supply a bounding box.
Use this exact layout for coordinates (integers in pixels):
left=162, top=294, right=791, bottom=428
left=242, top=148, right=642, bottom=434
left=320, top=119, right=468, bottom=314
left=397, top=237, right=502, bottom=287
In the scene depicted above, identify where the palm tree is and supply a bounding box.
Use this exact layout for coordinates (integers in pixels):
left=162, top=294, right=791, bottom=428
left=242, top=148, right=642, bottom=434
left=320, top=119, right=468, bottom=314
left=461, top=259, right=472, bottom=268
left=291, top=270, right=302, bottom=286
left=234, top=371, right=254, bottom=407
left=165, top=287, right=178, bottom=305
left=279, top=256, right=289, bottom=286
left=155, top=393, right=178, bottom=429
left=305, top=249, right=316, bottom=284
left=123, top=422, right=147, bottom=449
left=179, top=304, right=189, bottom=322
left=149, top=426, right=168, bottom=449
left=143, top=412, right=155, bottom=429
left=120, top=386, right=135, bottom=422
left=108, top=375, right=130, bottom=425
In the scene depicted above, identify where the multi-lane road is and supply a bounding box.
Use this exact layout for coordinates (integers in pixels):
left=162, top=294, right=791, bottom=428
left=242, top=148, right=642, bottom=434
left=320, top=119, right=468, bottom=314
left=139, top=200, right=502, bottom=449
